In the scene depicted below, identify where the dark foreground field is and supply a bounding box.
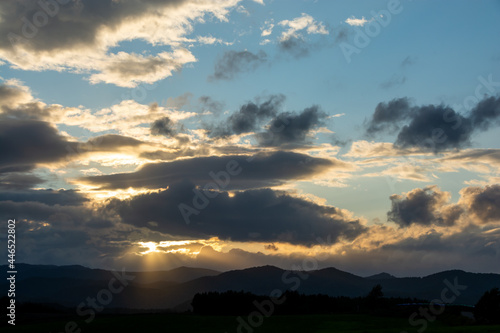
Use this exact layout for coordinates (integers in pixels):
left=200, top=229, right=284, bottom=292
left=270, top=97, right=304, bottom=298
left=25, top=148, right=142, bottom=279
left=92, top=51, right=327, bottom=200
left=3, top=313, right=500, bottom=333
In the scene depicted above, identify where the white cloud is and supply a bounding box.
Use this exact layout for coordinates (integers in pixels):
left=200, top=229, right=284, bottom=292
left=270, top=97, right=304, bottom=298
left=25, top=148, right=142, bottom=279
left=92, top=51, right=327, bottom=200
left=278, top=13, right=328, bottom=41
left=236, top=5, right=249, bottom=15
left=261, top=20, right=274, bottom=36
left=0, top=0, right=241, bottom=87
left=345, top=16, right=373, bottom=27
left=88, top=50, right=196, bottom=88
left=196, top=35, right=232, bottom=46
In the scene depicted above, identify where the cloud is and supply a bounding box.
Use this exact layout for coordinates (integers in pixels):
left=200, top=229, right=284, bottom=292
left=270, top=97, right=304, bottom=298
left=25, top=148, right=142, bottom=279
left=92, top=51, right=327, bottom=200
left=439, top=149, right=500, bottom=174
left=165, top=93, right=193, bottom=109
left=0, top=173, right=45, bottom=190
left=61, top=99, right=196, bottom=138
left=151, top=117, right=176, bottom=137
left=85, top=134, right=144, bottom=150
left=0, top=0, right=240, bottom=87
left=344, top=16, right=371, bottom=27
left=80, top=151, right=335, bottom=190
left=209, top=50, right=267, bottom=80
left=264, top=243, right=278, bottom=251
left=0, top=189, right=88, bottom=206
left=257, top=105, right=328, bottom=147
left=0, top=79, right=70, bottom=122
left=468, top=95, right=500, bottom=130
left=198, top=96, right=225, bottom=115
left=0, top=119, right=73, bottom=173
left=196, top=35, right=231, bottom=45
left=279, top=13, right=328, bottom=40
left=88, top=50, right=196, bottom=88
left=261, top=20, right=274, bottom=37
left=276, top=13, right=328, bottom=58
left=344, top=140, right=421, bottom=158
left=387, top=185, right=463, bottom=227
left=278, top=36, right=311, bottom=58
left=376, top=226, right=500, bottom=275
left=365, top=95, right=500, bottom=152
left=108, top=180, right=367, bottom=246
left=394, top=105, right=472, bottom=152
left=0, top=79, right=196, bottom=143
left=0, top=199, right=111, bottom=229
left=460, top=184, right=500, bottom=224
left=0, top=118, right=146, bottom=175
left=0, top=79, right=33, bottom=108
left=209, top=94, right=284, bottom=137
left=365, top=98, right=412, bottom=135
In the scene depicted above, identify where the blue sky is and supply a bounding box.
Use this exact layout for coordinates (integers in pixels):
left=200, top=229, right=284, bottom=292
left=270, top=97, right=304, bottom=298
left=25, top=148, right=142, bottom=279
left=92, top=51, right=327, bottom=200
left=0, top=0, right=499, bottom=275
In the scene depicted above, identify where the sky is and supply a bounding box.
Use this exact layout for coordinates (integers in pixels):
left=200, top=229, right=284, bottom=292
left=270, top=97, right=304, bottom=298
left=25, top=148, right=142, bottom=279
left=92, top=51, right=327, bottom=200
left=0, top=0, right=499, bottom=277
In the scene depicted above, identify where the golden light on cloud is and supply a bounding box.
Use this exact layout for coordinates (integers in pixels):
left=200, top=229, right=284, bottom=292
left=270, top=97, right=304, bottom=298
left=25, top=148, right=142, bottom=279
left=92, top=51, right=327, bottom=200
left=138, top=241, right=159, bottom=255
left=135, top=238, right=224, bottom=258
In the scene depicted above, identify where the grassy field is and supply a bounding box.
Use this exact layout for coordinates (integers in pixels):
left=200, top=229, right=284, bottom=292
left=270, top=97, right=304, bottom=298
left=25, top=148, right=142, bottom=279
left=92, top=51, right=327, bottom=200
left=3, top=313, right=500, bottom=333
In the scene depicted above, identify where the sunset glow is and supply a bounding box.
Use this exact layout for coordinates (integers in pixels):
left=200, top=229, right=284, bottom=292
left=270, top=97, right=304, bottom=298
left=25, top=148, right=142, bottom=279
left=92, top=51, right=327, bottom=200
left=0, top=0, right=498, bottom=278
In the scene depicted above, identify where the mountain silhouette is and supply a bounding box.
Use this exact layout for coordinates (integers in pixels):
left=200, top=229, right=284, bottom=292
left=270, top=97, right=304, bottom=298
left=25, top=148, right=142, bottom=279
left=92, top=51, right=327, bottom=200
left=366, top=272, right=396, bottom=280
left=2, top=264, right=498, bottom=310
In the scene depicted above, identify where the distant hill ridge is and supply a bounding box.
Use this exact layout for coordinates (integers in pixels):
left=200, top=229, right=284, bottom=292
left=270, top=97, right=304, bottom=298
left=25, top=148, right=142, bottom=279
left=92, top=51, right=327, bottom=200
left=2, top=264, right=499, bottom=310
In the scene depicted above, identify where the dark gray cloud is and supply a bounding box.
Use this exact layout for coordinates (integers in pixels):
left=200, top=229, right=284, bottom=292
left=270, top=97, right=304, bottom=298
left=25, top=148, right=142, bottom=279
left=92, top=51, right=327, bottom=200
left=209, top=50, right=267, bottom=81
left=0, top=0, right=186, bottom=52
left=468, top=95, right=500, bottom=130
left=209, top=94, right=285, bottom=137
left=461, top=184, right=500, bottom=224
left=257, top=105, right=327, bottom=147
left=86, top=134, right=143, bottom=149
left=334, top=27, right=351, bottom=43
left=365, top=97, right=412, bottom=135
left=0, top=189, right=88, bottom=206
left=151, top=117, right=176, bottom=137
left=0, top=119, right=73, bottom=173
left=81, top=151, right=335, bottom=190
left=387, top=186, right=463, bottom=227
left=0, top=173, right=44, bottom=190
left=0, top=199, right=112, bottom=229
left=0, top=1, right=237, bottom=87
left=0, top=119, right=145, bottom=175
left=108, top=180, right=367, bottom=246
left=365, top=95, right=500, bottom=152
left=198, top=96, right=224, bottom=115
left=278, top=37, right=310, bottom=58
left=381, top=228, right=499, bottom=259
left=395, top=105, right=472, bottom=152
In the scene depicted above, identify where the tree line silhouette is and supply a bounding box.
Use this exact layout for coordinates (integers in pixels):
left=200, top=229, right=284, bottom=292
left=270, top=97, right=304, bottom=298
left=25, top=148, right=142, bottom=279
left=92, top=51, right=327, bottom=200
left=192, top=285, right=423, bottom=316
left=192, top=286, right=500, bottom=322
